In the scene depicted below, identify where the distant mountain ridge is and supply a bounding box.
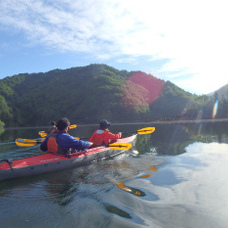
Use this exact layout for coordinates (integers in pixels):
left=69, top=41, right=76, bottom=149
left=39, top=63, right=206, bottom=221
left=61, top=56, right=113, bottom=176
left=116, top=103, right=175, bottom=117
left=0, top=64, right=227, bottom=127
left=208, top=84, right=228, bottom=99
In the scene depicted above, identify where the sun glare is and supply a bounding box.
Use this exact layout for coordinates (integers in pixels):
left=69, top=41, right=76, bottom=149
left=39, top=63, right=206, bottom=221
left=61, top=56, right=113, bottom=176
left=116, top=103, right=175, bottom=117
left=123, top=72, right=163, bottom=108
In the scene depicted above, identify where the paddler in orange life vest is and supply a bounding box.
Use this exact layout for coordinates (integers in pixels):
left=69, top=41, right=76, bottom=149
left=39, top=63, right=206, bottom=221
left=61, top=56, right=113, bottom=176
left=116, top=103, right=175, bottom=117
left=40, top=118, right=93, bottom=155
left=89, top=119, right=122, bottom=146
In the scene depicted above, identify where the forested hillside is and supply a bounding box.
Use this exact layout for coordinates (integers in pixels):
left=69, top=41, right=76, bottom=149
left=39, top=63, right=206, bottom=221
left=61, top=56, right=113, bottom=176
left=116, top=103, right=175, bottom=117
left=181, top=84, right=228, bottom=120
left=0, top=64, right=227, bottom=127
left=208, top=84, right=228, bottom=99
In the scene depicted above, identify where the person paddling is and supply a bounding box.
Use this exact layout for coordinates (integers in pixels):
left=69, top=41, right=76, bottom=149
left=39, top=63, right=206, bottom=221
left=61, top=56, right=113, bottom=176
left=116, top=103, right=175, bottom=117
left=40, top=118, right=93, bottom=156
left=89, top=119, right=122, bottom=146
left=47, top=121, right=57, bottom=134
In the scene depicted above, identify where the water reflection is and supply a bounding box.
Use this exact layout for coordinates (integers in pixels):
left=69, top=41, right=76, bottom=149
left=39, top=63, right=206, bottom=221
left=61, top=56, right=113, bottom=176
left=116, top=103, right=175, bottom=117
left=0, top=128, right=5, bottom=137
left=115, top=167, right=157, bottom=196
left=140, top=122, right=228, bottom=155
left=1, top=122, right=228, bottom=228
left=145, top=142, right=228, bottom=227
left=0, top=127, right=44, bottom=143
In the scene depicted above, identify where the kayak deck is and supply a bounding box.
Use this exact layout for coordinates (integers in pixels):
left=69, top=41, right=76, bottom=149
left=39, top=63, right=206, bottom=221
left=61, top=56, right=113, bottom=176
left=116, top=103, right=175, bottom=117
left=0, top=135, right=137, bottom=181
left=0, top=146, right=108, bottom=170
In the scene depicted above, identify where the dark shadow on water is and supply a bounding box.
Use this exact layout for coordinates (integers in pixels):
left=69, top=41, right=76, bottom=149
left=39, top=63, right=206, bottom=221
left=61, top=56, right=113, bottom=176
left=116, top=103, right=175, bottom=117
left=105, top=204, right=132, bottom=218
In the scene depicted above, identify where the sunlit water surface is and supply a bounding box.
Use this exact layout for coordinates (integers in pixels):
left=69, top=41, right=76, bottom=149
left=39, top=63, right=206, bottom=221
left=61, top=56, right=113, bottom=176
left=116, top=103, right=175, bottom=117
left=0, top=122, right=228, bottom=228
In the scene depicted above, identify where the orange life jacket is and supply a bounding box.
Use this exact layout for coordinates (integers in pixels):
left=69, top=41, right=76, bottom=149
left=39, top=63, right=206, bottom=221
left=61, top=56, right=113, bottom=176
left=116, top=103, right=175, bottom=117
left=47, top=132, right=65, bottom=154
left=90, top=130, right=106, bottom=145
left=89, top=130, right=122, bottom=145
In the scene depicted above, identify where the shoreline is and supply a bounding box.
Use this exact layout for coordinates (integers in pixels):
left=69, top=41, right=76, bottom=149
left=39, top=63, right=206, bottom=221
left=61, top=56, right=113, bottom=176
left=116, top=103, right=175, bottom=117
left=3, top=118, right=228, bottom=129
left=148, top=118, right=228, bottom=125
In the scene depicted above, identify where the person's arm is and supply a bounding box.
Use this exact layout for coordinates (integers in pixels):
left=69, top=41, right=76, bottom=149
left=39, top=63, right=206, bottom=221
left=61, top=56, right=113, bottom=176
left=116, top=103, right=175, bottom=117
left=104, top=131, right=122, bottom=144
left=40, top=135, right=50, bottom=151
left=108, top=131, right=122, bottom=139
left=59, top=134, right=92, bottom=151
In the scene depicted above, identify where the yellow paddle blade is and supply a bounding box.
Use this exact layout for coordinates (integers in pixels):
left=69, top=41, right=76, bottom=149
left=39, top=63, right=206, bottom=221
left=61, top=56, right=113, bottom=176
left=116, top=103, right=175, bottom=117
left=15, top=138, right=39, bottom=147
left=74, top=137, right=80, bottom=139
left=137, top=127, right=155, bottom=135
left=109, top=143, right=132, bottom=150
left=39, top=131, right=47, bottom=137
left=69, top=124, right=77, bottom=129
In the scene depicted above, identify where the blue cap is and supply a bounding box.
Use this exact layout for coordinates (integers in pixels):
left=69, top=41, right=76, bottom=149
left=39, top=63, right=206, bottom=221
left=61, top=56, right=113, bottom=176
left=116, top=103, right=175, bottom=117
left=99, top=119, right=111, bottom=130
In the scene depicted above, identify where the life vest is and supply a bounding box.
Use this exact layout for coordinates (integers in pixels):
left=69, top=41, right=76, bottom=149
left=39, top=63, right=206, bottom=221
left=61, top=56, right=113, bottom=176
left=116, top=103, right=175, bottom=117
left=47, top=132, right=66, bottom=154
left=89, top=129, right=122, bottom=145
left=91, top=130, right=106, bottom=145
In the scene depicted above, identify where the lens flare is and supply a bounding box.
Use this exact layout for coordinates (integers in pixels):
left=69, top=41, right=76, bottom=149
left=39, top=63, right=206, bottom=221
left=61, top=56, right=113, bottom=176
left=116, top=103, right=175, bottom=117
left=212, top=100, right=219, bottom=119
left=122, top=72, right=163, bottom=108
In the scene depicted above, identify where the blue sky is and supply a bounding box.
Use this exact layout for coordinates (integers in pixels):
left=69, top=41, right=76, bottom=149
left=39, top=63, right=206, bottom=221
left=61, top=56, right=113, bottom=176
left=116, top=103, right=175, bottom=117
left=0, top=0, right=227, bottom=95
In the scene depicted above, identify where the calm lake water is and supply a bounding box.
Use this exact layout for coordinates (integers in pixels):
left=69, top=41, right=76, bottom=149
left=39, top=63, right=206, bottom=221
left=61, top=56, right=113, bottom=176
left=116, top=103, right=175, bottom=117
left=0, top=122, right=228, bottom=228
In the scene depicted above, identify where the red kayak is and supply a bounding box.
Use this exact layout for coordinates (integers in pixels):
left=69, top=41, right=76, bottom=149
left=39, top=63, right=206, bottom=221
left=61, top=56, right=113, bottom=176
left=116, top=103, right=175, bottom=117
left=0, top=135, right=137, bottom=181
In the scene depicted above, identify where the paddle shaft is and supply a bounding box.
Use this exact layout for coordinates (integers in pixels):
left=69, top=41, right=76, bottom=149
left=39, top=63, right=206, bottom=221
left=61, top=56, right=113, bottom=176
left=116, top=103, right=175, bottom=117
left=15, top=138, right=131, bottom=150
left=39, top=124, right=77, bottom=137
left=17, top=127, right=155, bottom=148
